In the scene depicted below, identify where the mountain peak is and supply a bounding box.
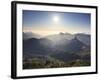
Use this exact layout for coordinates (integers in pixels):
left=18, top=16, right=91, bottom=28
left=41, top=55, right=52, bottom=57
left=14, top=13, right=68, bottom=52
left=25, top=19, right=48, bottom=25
left=23, top=32, right=42, bottom=40
left=59, top=32, right=65, bottom=35
left=59, top=32, right=72, bottom=35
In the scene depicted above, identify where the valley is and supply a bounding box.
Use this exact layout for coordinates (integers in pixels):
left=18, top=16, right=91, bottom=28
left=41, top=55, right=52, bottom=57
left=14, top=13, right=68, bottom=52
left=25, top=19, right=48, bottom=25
left=23, top=32, right=91, bottom=69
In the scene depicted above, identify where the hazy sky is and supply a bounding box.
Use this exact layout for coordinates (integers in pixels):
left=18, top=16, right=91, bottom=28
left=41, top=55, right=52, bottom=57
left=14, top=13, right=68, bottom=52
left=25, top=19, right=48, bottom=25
left=23, top=10, right=91, bottom=36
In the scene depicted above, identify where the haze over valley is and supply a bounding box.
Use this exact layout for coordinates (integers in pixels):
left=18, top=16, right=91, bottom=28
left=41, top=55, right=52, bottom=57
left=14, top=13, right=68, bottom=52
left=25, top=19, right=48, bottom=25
left=23, top=32, right=91, bottom=69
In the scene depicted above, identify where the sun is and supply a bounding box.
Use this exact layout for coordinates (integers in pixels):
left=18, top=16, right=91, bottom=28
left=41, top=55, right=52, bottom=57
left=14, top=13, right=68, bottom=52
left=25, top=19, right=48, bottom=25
left=53, top=16, right=59, bottom=22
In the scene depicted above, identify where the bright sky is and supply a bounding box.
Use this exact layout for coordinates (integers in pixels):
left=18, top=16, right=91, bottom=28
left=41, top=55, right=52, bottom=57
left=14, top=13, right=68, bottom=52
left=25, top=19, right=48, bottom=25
left=23, top=10, right=91, bottom=36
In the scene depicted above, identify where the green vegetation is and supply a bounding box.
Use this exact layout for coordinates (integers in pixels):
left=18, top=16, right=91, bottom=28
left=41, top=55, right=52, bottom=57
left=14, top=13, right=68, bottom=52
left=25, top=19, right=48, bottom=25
left=23, top=56, right=90, bottom=69
left=66, top=59, right=90, bottom=67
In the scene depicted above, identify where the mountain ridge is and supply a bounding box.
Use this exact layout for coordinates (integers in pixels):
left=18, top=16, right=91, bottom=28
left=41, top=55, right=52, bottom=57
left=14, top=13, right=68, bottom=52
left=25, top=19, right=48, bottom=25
left=23, top=32, right=91, bottom=69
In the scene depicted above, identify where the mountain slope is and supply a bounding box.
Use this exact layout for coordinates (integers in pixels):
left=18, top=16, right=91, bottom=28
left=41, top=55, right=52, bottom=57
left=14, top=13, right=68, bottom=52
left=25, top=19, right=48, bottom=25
left=23, top=32, right=90, bottom=62
left=75, top=33, right=90, bottom=46
left=23, top=32, right=42, bottom=40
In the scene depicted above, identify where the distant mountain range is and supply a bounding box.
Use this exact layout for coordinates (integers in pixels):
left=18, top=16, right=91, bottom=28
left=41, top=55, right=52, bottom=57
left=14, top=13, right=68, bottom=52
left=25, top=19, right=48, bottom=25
left=23, top=32, right=42, bottom=40
left=23, top=32, right=91, bottom=62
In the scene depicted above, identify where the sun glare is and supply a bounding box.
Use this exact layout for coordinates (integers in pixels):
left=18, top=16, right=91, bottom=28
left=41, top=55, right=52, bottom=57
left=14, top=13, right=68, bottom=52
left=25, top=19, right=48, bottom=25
left=53, top=16, right=59, bottom=22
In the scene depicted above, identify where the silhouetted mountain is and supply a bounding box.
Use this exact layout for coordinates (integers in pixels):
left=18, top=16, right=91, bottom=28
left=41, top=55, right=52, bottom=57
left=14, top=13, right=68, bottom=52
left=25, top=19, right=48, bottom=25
left=23, top=32, right=42, bottom=40
left=23, top=32, right=90, bottom=63
left=45, top=32, right=74, bottom=41
left=75, top=33, right=90, bottom=46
